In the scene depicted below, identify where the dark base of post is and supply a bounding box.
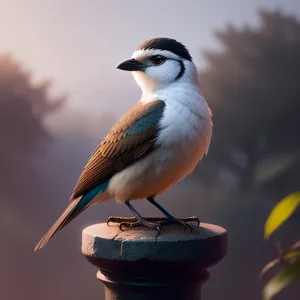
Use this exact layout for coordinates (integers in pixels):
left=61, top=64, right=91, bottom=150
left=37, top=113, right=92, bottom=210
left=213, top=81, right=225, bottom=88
left=99, top=271, right=206, bottom=300
left=91, top=258, right=210, bottom=300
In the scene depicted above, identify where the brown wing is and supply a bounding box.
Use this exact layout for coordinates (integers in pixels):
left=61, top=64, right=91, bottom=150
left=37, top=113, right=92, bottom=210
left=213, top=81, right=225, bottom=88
left=70, top=100, right=166, bottom=200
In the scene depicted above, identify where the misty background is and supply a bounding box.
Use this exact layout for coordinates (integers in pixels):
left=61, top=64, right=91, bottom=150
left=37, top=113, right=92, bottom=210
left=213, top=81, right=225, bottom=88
left=1, top=1, right=300, bottom=299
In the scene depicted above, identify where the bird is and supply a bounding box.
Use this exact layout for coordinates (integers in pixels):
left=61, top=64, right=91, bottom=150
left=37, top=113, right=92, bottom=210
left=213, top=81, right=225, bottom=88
left=34, top=37, right=213, bottom=251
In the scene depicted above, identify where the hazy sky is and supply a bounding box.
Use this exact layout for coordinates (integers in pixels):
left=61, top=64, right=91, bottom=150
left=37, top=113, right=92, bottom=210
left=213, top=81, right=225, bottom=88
left=1, top=0, right=300, bottom=119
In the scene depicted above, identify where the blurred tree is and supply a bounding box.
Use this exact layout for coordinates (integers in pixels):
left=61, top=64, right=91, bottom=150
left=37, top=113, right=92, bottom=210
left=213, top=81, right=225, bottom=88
left=198, top=9, right=300, bottom=193
left=0, top=54, right=65, bottom=197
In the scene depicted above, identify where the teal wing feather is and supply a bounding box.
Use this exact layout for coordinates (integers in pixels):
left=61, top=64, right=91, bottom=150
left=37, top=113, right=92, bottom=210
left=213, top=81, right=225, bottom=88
left=70, top=100, right=165, bottom=200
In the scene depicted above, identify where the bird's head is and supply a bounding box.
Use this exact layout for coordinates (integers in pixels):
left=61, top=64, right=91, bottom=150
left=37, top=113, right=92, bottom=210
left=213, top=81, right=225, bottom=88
left=117, top=37, right=198, bottom=93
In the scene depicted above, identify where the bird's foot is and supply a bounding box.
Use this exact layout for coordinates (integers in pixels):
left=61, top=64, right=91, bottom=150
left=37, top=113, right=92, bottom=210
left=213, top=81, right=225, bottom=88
left=107, top=216, right=200, bottom=236
left=123, top=218, right=162, bottom=236
left=179, top=216, right=200, bottom=227
left=157, top=216, right=200, bottom=232
left=107, top=216, right=162, bottom=236
left=107, top=216, right=199, bottom=225
left=107, top=216, right=138, bottom=225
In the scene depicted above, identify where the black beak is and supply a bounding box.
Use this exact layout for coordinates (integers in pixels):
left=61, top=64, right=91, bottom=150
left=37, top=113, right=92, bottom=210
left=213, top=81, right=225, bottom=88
left=117, top=58, right=147, bottom=71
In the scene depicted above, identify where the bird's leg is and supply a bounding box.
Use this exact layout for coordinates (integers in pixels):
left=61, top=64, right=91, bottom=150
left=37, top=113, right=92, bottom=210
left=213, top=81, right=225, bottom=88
left=147, top=196, right=200, bottom=231
left=108, top=200, right=163, bottom=236
left=106, top=198, right=200, bottom=233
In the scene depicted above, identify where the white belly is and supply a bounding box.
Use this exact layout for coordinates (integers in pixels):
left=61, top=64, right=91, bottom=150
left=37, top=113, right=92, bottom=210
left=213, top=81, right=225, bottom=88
left=106, top=130, right=209, bottom=204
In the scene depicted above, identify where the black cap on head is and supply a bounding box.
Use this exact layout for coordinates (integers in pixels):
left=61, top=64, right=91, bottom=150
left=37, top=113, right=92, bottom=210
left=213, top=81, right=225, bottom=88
left=137, top=37, right=192, bottom=61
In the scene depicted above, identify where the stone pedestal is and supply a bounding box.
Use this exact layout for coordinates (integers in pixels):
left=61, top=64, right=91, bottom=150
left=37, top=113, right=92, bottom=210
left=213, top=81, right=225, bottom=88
left=82, top=222, right=227, bottom=300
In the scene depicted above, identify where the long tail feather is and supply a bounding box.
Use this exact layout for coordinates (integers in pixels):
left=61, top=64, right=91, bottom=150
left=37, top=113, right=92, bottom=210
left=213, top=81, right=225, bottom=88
left=34, top=181, right=109, bottom=251
left=34, top=198, right=82, bottom=251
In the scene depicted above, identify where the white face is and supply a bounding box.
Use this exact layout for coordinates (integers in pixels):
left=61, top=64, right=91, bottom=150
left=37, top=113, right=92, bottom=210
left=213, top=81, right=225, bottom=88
left=131, top=49, right=198, bottom=93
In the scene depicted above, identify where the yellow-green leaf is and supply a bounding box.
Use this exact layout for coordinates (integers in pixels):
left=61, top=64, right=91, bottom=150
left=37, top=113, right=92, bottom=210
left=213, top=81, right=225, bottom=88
left=264, top=192, right=300, bottom=239
left=285, top=250, right=300, bottom=261
left=263, top=261, right=300, bottom=300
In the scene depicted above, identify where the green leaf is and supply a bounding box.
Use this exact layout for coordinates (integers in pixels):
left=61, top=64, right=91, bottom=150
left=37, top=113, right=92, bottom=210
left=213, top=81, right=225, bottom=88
left=285, top=250, right=300, bottom=261
left=264, top=192, right=300, bottom=239
left=263, top=261, right=300, bottom=300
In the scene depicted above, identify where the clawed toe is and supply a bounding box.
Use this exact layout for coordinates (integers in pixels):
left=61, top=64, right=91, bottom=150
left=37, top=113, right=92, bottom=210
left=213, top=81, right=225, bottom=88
left=183, top=222, right=193, bottom=232
left=155, top=223, right=163, bottom=237
left=119, top=221, right=141, bottom=231
left=107, top=216, right=137, bottom=226
left=179, top=216, right=200, bottom=227
left=163, top=218, right=195, bottom=232
left=118, top=221, right=162, bottom=237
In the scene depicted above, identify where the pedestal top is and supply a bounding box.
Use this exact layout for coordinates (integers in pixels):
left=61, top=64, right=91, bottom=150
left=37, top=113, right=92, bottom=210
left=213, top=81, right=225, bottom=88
left=82, top=222, right=227, bottom=266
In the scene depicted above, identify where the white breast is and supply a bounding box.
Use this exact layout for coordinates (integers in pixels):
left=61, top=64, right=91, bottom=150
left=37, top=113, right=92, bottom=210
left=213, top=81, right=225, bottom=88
left=106, top=83, right=212, bottom=204
left=156, top=82, right=212, bottom=179
left=154, top=84, right=212, bottom=151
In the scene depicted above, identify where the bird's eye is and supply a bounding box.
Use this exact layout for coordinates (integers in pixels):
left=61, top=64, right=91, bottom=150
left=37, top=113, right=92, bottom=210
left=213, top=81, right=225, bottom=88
left=151, top=55, right=165, bottom=65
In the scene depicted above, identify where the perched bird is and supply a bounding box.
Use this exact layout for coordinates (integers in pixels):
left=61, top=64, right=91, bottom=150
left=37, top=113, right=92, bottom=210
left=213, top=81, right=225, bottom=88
left=34, top=37, right=212, bottom=251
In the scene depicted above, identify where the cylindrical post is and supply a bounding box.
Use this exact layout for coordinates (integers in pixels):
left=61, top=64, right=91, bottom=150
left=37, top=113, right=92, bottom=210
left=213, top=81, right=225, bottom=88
left=82, top=222, right=227, bottom=300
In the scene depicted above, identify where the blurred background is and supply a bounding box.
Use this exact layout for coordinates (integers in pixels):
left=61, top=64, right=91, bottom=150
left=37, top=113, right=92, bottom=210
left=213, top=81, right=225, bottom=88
left=1, top=0, right=300, bottom=299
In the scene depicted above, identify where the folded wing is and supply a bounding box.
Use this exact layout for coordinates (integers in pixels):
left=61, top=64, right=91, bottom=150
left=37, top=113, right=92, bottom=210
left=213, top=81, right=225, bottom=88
left=70, top=100, right=166, bottom=200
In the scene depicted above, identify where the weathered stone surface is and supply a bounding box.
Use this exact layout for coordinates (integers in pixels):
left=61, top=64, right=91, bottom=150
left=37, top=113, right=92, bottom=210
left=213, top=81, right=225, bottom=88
left=82, top=223, right=227, bottom=265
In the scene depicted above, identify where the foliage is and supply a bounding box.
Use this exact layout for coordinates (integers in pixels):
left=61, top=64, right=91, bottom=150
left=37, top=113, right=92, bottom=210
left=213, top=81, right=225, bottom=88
left=198, top=9, right=300, bottom=192
left=261, top=192, right=300, bottom=299
left=264, top=192, right=300, bottom=239
left=0, top=54, right=65, bottom=151
left=0, top=54, right=65, bottom=194
left=197, top=8, right=300, bottom=299
left=263, top=261, right=300, bottom=300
